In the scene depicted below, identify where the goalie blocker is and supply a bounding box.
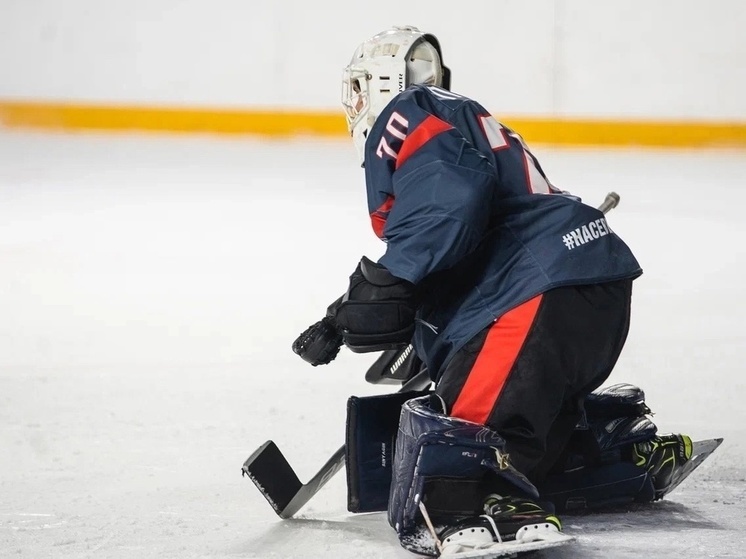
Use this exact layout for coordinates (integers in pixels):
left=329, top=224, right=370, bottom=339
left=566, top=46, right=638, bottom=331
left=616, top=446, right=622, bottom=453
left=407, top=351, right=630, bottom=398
left=346, top=381, right=689, bottom=553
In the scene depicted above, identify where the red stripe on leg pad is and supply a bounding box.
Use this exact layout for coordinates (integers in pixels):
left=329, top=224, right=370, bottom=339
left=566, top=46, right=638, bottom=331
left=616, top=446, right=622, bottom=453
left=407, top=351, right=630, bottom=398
left=450, top=294, right=543, bottom=425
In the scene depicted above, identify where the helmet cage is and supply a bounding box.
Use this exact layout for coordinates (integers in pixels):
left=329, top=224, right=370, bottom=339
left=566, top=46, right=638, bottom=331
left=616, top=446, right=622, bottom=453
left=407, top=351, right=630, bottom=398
left=341, top=65, right=372, bottom=135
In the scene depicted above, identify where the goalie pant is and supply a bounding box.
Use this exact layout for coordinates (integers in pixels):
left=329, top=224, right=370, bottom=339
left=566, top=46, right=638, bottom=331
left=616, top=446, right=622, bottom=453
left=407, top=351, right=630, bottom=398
left=435, top=278, right=633, bottom=479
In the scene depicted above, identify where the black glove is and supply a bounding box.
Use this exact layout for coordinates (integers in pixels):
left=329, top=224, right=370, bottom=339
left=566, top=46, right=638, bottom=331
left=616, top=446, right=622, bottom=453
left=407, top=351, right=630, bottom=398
left=292, top=316, right=344, bottom=366
left=335, top=256, right=416, bottom=353
left=292, top=296, right=344, bottom=366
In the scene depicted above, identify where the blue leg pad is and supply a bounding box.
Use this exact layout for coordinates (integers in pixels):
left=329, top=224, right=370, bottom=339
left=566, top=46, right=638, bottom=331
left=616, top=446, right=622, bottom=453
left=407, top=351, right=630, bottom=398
left=538, top=462, right=654, bottom=512
left=345, top=389, right=429, bottom=513
left=388, top=395, right=539, bottom=537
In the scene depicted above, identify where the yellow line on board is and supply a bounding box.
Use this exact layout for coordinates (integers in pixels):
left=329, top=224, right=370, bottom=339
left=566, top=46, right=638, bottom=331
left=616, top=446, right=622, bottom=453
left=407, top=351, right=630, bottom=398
left=500, top=118, right=746, bottom=148
left=1, top=100, right=745, bottom=148
left=0, top=101, right=348, bottom=137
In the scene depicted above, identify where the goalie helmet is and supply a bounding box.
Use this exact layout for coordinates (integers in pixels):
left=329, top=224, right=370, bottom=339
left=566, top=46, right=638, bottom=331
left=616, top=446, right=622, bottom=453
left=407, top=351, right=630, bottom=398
left=342, top=25, right=451, bottom=165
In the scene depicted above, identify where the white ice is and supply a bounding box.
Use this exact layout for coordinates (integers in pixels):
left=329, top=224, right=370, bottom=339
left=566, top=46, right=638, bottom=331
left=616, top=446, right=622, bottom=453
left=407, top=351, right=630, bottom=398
left=1, top=130, right=745, bottom=558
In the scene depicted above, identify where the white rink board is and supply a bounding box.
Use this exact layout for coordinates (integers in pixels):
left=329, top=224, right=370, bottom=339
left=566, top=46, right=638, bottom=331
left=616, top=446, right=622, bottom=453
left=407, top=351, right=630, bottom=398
left=0, top=0, right=745, bottom=120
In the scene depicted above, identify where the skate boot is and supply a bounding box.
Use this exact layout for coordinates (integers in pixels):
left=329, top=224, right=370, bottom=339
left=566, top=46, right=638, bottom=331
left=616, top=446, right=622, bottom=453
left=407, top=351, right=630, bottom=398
left=633, top=433, right=693, bottom=499
left=438, top=494, right=568, bottom=556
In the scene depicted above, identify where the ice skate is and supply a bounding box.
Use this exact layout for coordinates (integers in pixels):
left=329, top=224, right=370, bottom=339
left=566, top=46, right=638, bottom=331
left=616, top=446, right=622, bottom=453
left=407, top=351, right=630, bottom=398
left=438, top=494, right=573, bottom=557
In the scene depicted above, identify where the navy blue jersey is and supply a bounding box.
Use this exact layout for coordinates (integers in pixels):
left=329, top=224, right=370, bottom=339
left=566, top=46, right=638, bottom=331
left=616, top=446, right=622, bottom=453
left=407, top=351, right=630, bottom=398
left=363, top=84, right=642, bottom=379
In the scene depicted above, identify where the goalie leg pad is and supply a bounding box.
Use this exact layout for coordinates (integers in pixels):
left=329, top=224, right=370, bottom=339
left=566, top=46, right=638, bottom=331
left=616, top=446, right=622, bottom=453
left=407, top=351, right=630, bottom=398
left=560, top=382, right=658, bottom=471
left=584, top=382, right=652, bottom=421
left=345, top=389, right=429, bottom=513
left=537, top=462, right=655, bottom=512
left=590, top=414, right=658, bottom=454
left=387, top=395, right=539, bottom=538
left=582, top=382, right=657, bottom=453
left=538, top=382, right=660, bottom=512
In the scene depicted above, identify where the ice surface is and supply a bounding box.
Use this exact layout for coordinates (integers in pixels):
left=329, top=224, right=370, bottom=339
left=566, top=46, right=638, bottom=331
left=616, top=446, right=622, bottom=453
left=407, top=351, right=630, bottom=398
left=1, top=130, right=744, bottom=558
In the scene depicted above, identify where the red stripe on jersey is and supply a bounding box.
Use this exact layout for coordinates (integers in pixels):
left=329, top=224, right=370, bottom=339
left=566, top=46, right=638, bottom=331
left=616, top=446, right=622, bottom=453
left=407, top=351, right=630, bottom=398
left=370, top=195, right=394, bottom=239
left=395, top=115, right=452, bottom=170
left=450, top=294, right=543, bottom=425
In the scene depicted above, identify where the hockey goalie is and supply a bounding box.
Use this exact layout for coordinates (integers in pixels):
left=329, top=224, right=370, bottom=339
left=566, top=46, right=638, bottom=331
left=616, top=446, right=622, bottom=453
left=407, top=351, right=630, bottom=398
left=286, top=25, right=722, bottom=559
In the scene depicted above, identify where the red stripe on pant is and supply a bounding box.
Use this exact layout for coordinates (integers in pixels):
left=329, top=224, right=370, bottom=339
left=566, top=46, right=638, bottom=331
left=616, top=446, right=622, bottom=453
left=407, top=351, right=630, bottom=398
left=450, top=294, right=543, bottom=425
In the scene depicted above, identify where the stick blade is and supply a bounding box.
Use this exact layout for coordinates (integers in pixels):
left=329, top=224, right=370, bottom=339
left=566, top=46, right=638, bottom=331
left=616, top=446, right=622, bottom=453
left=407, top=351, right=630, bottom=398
left=242, top=441, right=302, bottom=517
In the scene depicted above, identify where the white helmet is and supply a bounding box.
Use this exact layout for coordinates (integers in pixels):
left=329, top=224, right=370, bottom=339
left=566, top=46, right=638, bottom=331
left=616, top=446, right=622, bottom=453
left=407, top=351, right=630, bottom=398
left=342, top=25, right=451, bottom=164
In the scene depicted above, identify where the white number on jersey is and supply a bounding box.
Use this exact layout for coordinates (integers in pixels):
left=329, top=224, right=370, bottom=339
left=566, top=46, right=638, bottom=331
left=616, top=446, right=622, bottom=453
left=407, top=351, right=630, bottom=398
left=479, top=115, right=557, bottom=195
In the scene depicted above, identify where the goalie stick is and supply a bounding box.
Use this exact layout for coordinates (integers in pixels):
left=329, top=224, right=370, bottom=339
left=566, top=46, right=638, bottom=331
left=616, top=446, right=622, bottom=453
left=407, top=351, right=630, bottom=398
left=242, top=369, right=433, bottom=519
left=242, top=191, right=622, bottom=519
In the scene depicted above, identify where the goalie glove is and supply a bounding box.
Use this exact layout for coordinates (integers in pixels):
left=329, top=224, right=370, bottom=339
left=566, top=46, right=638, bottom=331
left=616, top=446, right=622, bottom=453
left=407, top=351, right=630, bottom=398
left=335, top=257, right=416, bottom=353
left=292, top=297, right=344, bottom=366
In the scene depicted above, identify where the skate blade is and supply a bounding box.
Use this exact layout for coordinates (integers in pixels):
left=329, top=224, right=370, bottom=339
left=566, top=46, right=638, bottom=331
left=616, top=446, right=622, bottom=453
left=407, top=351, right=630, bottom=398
left=441, top=530, right=575, bottom=558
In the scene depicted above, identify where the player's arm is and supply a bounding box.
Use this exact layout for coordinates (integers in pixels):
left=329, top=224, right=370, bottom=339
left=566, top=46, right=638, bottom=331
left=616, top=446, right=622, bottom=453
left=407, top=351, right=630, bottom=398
left=294, top=103, right=497, bottom=361
left=374, top=111, right=497, bottom=284
left=333, top=106, right=497, bottom=352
